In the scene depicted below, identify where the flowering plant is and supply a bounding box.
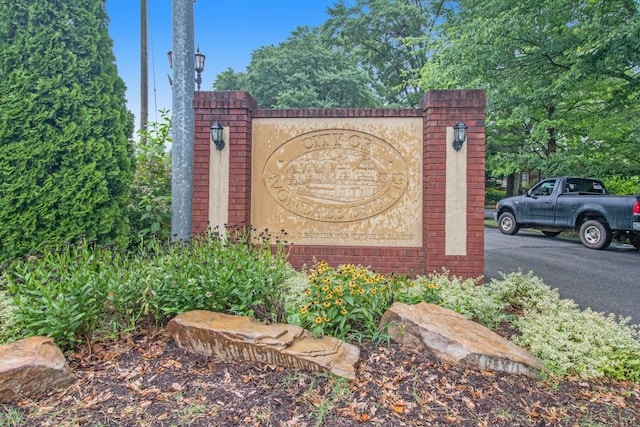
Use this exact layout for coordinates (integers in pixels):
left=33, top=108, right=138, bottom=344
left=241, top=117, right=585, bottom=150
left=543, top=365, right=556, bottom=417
left=298, top=261, right=443, bottom=340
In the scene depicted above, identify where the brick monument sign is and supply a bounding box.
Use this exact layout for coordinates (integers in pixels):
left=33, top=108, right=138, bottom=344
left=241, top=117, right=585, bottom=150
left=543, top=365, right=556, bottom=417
left=192, top=90, right=485, bottom=279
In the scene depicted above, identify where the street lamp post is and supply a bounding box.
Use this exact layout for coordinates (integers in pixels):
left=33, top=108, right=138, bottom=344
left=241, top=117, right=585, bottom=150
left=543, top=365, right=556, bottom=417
left=167, top=48, right=206, bottom=90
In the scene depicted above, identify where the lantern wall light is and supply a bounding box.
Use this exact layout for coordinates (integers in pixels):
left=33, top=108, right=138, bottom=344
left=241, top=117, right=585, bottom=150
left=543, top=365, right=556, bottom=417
left=210, top=120, right=225, bottom=151
left=452, top=121, right=468, bottom=151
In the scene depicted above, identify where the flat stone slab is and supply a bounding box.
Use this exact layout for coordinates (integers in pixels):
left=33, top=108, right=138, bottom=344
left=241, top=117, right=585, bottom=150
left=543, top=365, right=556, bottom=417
left=168, top=310, right=360, bottom=379
left=380, top=302, right=544, bottom=378
left=0, top=336, right=76, bottom=403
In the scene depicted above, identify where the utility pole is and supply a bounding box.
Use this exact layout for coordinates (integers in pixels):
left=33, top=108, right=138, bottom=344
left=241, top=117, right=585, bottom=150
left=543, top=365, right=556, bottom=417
left=170, top=0, right=195, bottom=242
left=140, top=0, right=148, bottom=143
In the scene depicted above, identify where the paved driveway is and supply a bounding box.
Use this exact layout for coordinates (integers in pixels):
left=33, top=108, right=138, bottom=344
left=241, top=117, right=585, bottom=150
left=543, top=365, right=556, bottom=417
left=484, top=227, right=639, bottom=325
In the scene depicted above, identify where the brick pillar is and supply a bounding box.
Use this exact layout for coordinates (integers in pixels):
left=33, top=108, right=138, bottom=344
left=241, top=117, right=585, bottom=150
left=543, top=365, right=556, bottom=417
left=421, top=90, right=486, bottom=279
left=192, top=91, right=258, bottom=234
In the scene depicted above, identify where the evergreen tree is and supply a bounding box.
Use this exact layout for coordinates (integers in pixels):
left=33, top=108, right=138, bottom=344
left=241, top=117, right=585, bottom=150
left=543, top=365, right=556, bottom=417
left=0, top=0, right=134, bottom=259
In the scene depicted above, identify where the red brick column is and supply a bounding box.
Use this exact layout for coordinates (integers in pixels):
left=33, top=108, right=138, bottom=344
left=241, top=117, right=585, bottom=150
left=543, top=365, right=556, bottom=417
left=421, top=90, right=486, bottom=279
left=192, top=91, right=258, bottom=234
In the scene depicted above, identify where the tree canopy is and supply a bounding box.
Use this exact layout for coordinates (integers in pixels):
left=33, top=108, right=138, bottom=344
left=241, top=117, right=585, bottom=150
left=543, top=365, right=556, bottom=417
left=212, top=0, right=639, bottom=188
left=323, top=0, right=452, bottom=107
left=420, top=0, right=640, bottom=181
left=0, top=0, right=134, bottom=259
left=214, top=27, right=380, bottom=109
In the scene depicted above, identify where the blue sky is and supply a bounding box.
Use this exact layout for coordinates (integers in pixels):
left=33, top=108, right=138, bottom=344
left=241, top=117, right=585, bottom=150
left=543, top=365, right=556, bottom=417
left=106, top=0, right=338, bottom=131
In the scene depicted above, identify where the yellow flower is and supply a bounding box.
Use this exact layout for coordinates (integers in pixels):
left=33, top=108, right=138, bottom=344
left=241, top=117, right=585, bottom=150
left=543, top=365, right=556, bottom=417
left=325, top=293, right=333, bottom=300
left=324, top=317, right=330, bottom=323
left=315, top=316, right=323, bottom=324
left=428, top=284, right=438, bottom=290
left=371, top=288, right=378, bottom=294
left=304, top=289, right=311, bottom=295
left=335, top=299, right=343, bottom=306
left=322, top=278, right=330, bottom=284
left=300, top=306, right=308, bottom=314
left=359, top=288, right=365, bottom=295
left=340, top=309, right=348, bottom=315
left=322, top=301, right=331, bottom=308
left=322, top=285, right=330, bottom=291
left=349, top=281, right=357, bottom=288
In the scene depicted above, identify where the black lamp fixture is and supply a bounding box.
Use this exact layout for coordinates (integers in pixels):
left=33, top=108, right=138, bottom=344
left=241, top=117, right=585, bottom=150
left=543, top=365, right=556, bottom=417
left=167, top=47, right=206, bottom=90
left=210, top=120, right=225, bottom=151
left=194, top=47, right=205, bottom=91
left=452, top=120, right=468, bottom=151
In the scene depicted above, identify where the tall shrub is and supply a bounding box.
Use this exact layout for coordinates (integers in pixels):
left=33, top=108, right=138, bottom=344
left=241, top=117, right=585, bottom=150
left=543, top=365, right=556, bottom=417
left=129, top=111, right=172, bottom=244
left=0, top=0, right=134, bottom=260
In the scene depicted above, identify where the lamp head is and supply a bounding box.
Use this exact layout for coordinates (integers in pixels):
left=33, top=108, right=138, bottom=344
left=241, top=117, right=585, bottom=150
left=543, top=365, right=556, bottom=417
left=452, top=121, right=468, bottom=151
left=210, top=120, right=225, bottom=151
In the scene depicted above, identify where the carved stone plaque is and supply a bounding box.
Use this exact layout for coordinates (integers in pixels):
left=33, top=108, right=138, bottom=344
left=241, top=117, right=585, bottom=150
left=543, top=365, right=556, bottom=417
left=252, top=118, right=422, bottom=247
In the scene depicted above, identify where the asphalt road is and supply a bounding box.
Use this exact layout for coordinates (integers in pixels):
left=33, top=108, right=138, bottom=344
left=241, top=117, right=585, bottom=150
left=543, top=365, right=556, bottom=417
left=484, top=227, right=640, bottom=325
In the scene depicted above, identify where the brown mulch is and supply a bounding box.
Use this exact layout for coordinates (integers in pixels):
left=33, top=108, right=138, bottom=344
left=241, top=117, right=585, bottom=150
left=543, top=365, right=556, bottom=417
left=2, top=329, right=639, bottom=427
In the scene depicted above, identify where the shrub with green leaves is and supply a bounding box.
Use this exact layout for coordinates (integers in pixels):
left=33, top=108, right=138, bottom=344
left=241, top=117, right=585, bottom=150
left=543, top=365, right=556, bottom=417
left=2, top=240, right=116, bottom=348
left=129, top=111, right=172, bottom=244
left=146, top=227, right=292, bottom=324
left=418, top=270, right=506, bottom=329
left=431, top=270, right=640, bottom=381
left=0, top=227, right=293, bottom=349
left=0, top=289, right=19, bottom=344
left=0, top=0, right=135, bottom=260
left=603, top=175, right=640, bottom=196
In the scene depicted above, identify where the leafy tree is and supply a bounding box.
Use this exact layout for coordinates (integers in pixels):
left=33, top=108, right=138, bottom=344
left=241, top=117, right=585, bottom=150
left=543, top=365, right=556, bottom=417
left=323, top=0, right=453, bottom=107
left=213, top=67, right=247, bottom=91
left=420, top=0, right=640, bottom=186
left=215, top=26, right=380, bottom=109
left=0, top=0, right=134, bottom=260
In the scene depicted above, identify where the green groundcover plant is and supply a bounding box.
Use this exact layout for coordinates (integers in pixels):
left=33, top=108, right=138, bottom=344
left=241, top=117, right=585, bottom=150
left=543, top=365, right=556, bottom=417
left=1, top=244, right=639, bottom=382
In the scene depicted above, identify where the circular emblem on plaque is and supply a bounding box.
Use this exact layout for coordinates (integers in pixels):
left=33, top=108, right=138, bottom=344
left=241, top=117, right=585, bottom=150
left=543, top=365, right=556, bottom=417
left=263, top=129, right=408, bottom=222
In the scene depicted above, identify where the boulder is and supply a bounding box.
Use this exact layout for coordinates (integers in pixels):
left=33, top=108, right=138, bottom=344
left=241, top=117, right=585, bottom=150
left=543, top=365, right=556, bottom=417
left=380, top=302, right=544, bottom=378
left=168, top=310, right=360, bottom=379
left=0, top=336, right=76, bottom=402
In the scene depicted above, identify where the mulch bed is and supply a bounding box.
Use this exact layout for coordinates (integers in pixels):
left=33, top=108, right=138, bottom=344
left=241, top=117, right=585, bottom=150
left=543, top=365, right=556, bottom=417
left=2, top=329, right=639, bottom=426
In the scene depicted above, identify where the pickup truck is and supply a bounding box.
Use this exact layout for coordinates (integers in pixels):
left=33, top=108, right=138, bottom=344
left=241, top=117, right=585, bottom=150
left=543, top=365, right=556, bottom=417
left=495, top=177, right=640, bottom=250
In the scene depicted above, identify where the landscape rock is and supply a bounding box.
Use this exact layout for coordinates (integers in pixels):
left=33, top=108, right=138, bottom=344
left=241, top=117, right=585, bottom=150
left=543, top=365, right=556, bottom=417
left=380, top=302, right=544, bottom=378
left=167, top=310, right=360, bottom=379
left=0, top=336, right=76, bottom=403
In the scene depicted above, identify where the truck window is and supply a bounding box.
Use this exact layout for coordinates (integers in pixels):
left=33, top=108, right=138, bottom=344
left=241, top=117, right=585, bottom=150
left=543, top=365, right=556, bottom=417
left=565, top=178, right=606, bottom=194
left=531, top=179, right=556, bottom=197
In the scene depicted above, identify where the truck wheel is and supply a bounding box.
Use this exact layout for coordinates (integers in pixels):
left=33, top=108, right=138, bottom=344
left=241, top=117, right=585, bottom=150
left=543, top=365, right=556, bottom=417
left=579, top=220, right=612, bottom=250
left=498, top=212, right=519, bottom=235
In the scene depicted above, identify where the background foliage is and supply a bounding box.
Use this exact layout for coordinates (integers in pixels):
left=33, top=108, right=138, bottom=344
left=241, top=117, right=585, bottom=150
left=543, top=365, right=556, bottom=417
left=0, top=0, right=134, bottom=261
left=215, top=0, right=639, bottom=185
left=128, top=111, right=172, bottom=245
